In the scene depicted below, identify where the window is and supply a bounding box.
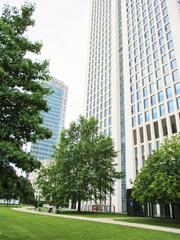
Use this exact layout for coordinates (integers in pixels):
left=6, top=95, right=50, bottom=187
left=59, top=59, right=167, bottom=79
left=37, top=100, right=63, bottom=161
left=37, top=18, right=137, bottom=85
left=149, top=74, right=153, bottom=82
left=149, top=143, right=152, bottom=154
left=144, top=98, right=149, bottom=109
left=138, top=114, right=143, bottom=125
left=140, top=127, right=144, bottom=143
left=141, top=145, right=145, bottom=166
left=162, top=118, right=168, bottom=136
left=168, top=100, right=174, bottom=113
left=152, top=108, right=158, bottom=119
left=151, top=95, right=156, bottom=106
left=176, top=97, right=180, bottom=110
left=170, top=115, right=177, bottom=134
left=160, top=104, right=166, bottom=117
left=156, top=141, right=160, bottom=149
left=156, top=69, right=161, bottom=79
left=131, top=94, right=135, bottom=104
left=163, top=64, right=169, bottom=74
left=171, top=59, right=177, bottom=70
left=158, top=91, right=164, bottom=103
left=162, top=55, right=167, bottom=64
left=168, top=40, right=174, bottom=50
left=138, top=102, right=142, bottom=112
left=155, top=59, right=160, bottom=69
left=109, top=116, right=112, bottom=126
left=150, top=83, right=155, bottom=93
left=172, top=70, right=179, bottom=81
left=135, top=147, right=138, bottom=175
left=157, top=79, right=163, bottom=90
left=160, top=46, right=166, bottom=55
left=154, top=121, right=159, bottom=139
left=132, top=117, right=136, bottom=128
left=169, top=50, right=175, bottom=59
left=175, top=83, right=180, bottom=95
left=137, top=91, right=141, bottom=100
left=164, top=15, right=170, bottom=24
left=164, top=75, right=171, bottom=85
left=166, top=87, right=173, bottom=99
left=132, top=105, right=136, bottom=115
left=145, top=111, right=150, bottom=122
left=133, top=129, right=137, bottom=145
left=146, top=124, right=151, bottom=141
left=143, top=87, right=148, bottom=97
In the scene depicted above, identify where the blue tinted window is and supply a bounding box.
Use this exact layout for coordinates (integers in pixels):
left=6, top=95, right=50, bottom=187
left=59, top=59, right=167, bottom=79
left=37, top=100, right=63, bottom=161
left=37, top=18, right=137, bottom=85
left=172, top=70, right=179, bottom=81
left=137, top=91, right=141, bottom=100
left=150, top=83, right=155, bottom=93
left=131, top=94, right=135, bottom=103
left=158, top=91, right=164, bottom=103
left=132, top=117, right=136, bottom=128
left=168, top=101, right=174, bottom=113
left=138, top=114, right=143, bottom=125
left=144, top=98, right=149, bottom=109
left=175, top=83, right=180, bottom=95
left=166, top=87, right=173, bottom=99
left=143, top=87, right=148, bottom=97
left=160, top=104, right=166, bottom=116
left=171, top=59, right=177, bottom=70
left=177, top=97, right=180, bottom=110
left=152, top=108, right=158, bottom=119
left=132, top=105, right=136, bottom=115
left=168, top=40, right=174, bottom=50
left=151, top=95, right=156, bottom=106
left=145, top=111, right=150, bottom=122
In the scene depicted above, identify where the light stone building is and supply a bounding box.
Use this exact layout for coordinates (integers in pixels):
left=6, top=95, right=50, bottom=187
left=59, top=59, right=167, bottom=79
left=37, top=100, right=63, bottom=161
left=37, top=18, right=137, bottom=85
left=84, top=0, right=180, bottom=213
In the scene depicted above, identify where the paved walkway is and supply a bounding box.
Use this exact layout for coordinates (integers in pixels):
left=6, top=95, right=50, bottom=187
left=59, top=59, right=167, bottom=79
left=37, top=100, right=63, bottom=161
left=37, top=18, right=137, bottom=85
left=13, top=208, right=180, bottom=235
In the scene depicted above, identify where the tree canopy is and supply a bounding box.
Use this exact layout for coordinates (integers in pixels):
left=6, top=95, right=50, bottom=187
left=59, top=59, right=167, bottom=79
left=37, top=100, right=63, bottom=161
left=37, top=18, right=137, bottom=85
left=37, top=116, right=122, bottom=211
left=132, top=134, right=180, bottom=207
left=0, top=3, right=52, bottom=199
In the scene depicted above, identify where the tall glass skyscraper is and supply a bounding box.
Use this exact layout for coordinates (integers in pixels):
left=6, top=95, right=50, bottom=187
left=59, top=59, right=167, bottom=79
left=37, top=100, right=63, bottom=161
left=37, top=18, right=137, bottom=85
left=85, top=0, right=180, bottom=213
left=30, top=78, right=68, bottom=161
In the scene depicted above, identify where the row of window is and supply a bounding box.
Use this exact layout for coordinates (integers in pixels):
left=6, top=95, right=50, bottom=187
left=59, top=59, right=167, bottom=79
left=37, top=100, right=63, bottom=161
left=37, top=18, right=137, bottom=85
left=132, top=98, right=180, bottom=127
left=133, top=114, right=178, bottom=146
left=131, top=83, right=180, bottom=114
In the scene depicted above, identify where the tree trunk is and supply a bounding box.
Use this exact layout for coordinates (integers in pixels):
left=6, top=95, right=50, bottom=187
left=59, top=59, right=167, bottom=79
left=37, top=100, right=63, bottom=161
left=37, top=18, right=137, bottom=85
left=77, top=199, right=81, bottom=212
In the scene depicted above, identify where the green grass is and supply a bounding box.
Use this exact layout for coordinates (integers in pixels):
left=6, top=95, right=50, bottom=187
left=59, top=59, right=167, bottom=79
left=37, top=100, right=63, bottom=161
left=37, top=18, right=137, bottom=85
left=115, top=217, right=180, bottom=229
left=0, top=208, right=179, bottom=240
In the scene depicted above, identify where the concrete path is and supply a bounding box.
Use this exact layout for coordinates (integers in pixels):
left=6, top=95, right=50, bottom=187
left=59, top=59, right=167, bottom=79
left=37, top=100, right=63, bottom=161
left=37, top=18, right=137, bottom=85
left=13, top=208, right=180, bottom=235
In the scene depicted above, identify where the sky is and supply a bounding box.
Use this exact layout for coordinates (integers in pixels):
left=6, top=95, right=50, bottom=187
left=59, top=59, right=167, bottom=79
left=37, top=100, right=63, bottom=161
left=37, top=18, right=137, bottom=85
left=0, top=0, right=90, bottom=127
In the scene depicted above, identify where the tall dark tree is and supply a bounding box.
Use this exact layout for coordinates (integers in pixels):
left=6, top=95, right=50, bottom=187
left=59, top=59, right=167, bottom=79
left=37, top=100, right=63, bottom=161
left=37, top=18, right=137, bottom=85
left=37, top=116, right=122, bottom=211
left=0, top=3, right=52, bottom=195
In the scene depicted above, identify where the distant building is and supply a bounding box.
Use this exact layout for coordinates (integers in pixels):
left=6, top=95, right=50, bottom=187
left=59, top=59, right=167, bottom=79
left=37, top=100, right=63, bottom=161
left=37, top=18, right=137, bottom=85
left=30, top=78, right=68, bottom=161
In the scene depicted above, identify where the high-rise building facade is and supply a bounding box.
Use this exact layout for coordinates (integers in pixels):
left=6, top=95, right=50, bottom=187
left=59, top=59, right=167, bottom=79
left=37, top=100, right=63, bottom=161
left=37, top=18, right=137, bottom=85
left=30, top=78, right=68, bottom=161
left=85, top=0, right=180, bottom=213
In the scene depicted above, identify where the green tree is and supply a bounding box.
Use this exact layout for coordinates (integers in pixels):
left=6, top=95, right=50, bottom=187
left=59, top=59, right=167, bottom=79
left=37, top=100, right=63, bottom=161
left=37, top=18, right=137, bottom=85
left=0, top=2, right=52, bottom=193
left=18, top=176, right=35, bottom=204
left=132, top=134, right=180, bottom=208
left=37, top=116, right=122, bottom=211
left=37, top=163, right=66, bottom=208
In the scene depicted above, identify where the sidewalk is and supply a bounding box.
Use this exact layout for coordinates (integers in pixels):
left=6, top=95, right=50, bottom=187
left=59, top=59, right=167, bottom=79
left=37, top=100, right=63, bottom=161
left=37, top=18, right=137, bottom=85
left=13, top=208, right=180, bottom=235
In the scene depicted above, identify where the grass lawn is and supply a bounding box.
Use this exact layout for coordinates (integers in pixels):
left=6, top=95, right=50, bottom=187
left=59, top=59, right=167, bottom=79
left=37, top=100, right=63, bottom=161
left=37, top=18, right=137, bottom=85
left=0, top=208, right=179, bottom=240
left=115, top=217, right=180, bottom=229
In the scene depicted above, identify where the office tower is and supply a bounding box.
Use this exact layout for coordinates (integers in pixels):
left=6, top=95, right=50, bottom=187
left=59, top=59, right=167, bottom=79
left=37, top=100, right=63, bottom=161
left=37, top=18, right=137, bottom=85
left=30, top=78, right=68, bottom=161
left=85, top=0, right=180, bottom=213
